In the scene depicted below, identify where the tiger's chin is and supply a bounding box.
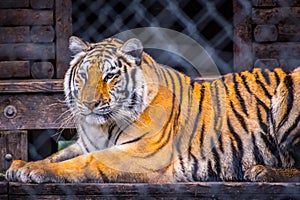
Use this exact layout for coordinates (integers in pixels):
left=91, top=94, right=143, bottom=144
left=84, top=113, right=111, bottom=125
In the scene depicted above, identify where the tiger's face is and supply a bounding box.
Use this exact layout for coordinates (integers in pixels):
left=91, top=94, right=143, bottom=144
left=65, top=36, right=147, bottom=125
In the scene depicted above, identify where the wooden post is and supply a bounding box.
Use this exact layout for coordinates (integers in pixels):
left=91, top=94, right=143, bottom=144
left=0, top=131, right=28, bottom=172
left=233, top=0, right=253, bottom=72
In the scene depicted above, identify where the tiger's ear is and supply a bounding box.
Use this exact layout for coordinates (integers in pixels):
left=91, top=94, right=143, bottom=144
left=118, top=38, right=143, bottom=65
left=69, top=36, right=89, bottom=55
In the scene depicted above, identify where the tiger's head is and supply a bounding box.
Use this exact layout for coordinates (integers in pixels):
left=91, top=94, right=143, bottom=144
left=64, top=36, right=151, bottom=125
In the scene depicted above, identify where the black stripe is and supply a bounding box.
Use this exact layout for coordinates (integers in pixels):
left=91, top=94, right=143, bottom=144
left=233, top=74, right=248, bottom=116
left=280, top=113, right=300, bottom=145
left=260, top=132, right=282, bottom=166
left=260, top=69, right=271, bottom=85
left=188, top=84, right=205, bottom=160
left=159, top=67, right=169, bottom=87
left=274, top=70, right=280, bottom=86
left=99, top=170, right=109, bottom=182
left=199, top=124, right=206, bottom=159
left=190, top=153, right=199, bottom=181
left=256, top=105, right=268, bottom=133
left=121, top=132, right=149, bottom=145
left=230, top=101, right=249, bottom=133
left=227, top=119, right=244, bottom=179
left=251, top=133, right=265, bottom=165
left=211, top=138, right=221, bottom=177
left=255, top=74, right=272, bottom=99
left=207, top=160, right=218, bottom=181
left=241, top=74, right=253, bottom=95
left=277, top=75, right=294, bottom=132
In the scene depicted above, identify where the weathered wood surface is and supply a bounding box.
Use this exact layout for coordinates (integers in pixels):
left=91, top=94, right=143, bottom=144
left=30, top=0, right=53, bottom=9
left=254, top=59, right=279, bottom=69
left=0, top=0, right=29, bottom=8
left=252, top=7, right=300, bottom=24
left=233, top=0, right=253, bottom=72
left=0, top=93, right=73, bottom=130
left=5, top=182, right=300, bottom=199
left=0, top=61, right=30, bottom=79
left=0, top=80, right=63, bottom=93
left=252, top=0, right=276, bottom=7
left=254, top=25, right=278, bottom=42
left=0, top=27, right=30, bottom=43
left=31, top=62, right=55, bottom=79
left=0, top=43, right=55, bottom=60
left=278, top=22, right=300, bottom=41
left=277, top=0, right=300, bottom=6
left=0, top=131, right=27, bottom=171
left=0, top=9, right=53, bottom=26
left=0, top=181, right=7, bottom=193
left=55, top=0, right=72, bottom=78
left=253, top=42, right=300, bottom=59
left=30, top=26, right=55, bottom=43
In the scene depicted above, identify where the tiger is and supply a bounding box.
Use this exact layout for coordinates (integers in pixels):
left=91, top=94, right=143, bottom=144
left=6, top=36, right=300, bottom=183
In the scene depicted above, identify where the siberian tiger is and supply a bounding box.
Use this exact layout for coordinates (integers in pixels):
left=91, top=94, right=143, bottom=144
left=6, top=36, right=300, bottom=183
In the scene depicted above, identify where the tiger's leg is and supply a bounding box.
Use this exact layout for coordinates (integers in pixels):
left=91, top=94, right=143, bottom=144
left=6, top=142, right=174, bottom=183
left=244, top=165, right=300, bottom=182
left=245, top=70, right=300, bottom=182
left=6, top=142, right=83, bottom=181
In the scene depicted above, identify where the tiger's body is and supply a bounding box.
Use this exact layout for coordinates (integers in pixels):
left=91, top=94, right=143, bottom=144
left=6, top=37, right=300, bottom=183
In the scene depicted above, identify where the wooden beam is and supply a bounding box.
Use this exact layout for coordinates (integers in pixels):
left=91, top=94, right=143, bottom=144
left=0, top=9, right=53, bottom=26
left=0, top=61, right=30, bottom=79
left=233, top=0, right=253, bottom=72
left=0, top=131, right=27, bottom=171
left=0, top=79, right=64, bottom=93
left=0, top=0, right=29, bottom=8
left=7, top=182, right=300, bottom=199
left=0, top=43, right=55, bottom=60
left=55, top=0, right=72, bottom=78
left=0, top=27, right=30, bottom=43
left=0, top=93, right=74, bottom=130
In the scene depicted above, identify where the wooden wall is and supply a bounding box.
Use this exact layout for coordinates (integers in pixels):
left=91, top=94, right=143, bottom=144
left=233, top=0, right=300, bottom=72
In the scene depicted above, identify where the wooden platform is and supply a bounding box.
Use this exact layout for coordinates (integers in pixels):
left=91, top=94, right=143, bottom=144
left=0, top=181, right=300, bottom=199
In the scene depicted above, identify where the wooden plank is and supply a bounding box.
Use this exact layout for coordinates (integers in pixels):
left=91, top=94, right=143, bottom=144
left=7, top=131, right=28, bottom=161
left=252, top=0, right=276, bottom=7
left=0, top=0, right=29, bottom=8
left=0, top=94, right=74, bottom=130
left=30, top=26, right=55, bottom=43
left=0, top=9, right=53, bottom=26
left=0, top=27, right=30, bottom=43
left=279, top=59, right=300, bottom=71
left=0, top=133, right=8, bottom=171
left=233, top=0, right=253, bottom=72
left=31, top=62, right=55, bottom=79
left=30, top=0, right=53, bottom=9
left=278, top=22, right=300, bottom=41
left=254, top=25, right=278, bottom=42
left=252, top=7, right=300, bottom=24
left=0, top=43, right=55, bottom=60
left=0, top=79, right=64, bottom=93
left=0, top=131, right=27, bottom=171
left=55, top=0, right=72, bottom=78
left=0, top=61, right=30, bottom=79
left=0, top=182, right=6, bottom=194
left=253, top=42, right=300, bottom=59
left=277, top=0, right=300, bottom=6
left=254, top=59, right=279, bottom=69
left=8, top=182, right=300, bottom=199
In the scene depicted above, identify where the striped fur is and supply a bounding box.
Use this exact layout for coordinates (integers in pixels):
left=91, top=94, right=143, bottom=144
left=6, top=37, right=300, bottom=183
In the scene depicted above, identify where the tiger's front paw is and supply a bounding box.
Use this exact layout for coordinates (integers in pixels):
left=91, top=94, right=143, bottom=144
left=6, top=160, right=27, bottom=182
left=244, top=165, right=276, bottom=182
left=6, top=160, right=54, bottom=183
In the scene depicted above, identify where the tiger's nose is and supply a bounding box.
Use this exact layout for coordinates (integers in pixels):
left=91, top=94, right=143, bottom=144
left=83, top=100, right=100, bottom=110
